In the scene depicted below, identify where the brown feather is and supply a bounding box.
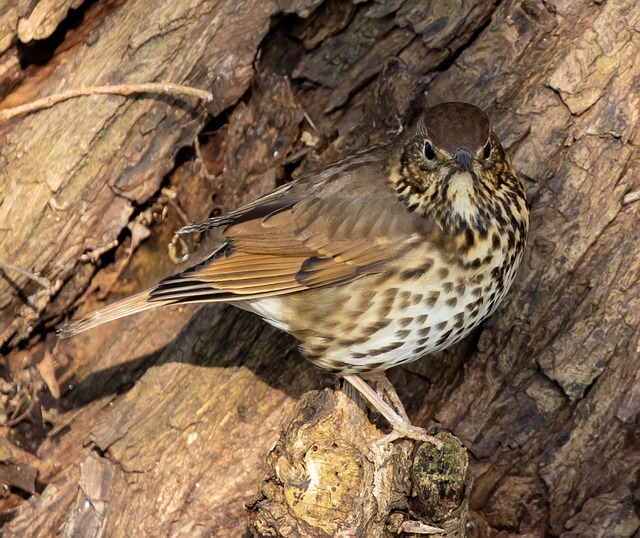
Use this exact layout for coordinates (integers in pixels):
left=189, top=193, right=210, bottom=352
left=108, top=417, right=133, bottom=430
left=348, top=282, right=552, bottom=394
left=57, top=291, right=165, bottom=337
left=59, top=140, right=436, bottom=337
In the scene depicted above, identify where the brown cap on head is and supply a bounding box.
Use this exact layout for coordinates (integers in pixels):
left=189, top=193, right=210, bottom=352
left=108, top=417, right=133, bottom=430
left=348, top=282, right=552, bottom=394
left=420, top=102, right=491, bottom=155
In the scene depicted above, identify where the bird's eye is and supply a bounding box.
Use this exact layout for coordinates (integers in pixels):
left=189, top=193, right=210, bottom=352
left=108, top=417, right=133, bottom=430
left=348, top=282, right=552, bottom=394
left=423, top=141, right=436, bottom=161
left=483, top=141, right=491, bottom=159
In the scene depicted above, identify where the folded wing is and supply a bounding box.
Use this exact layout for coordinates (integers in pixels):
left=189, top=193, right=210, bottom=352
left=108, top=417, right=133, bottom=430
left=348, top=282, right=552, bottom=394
left=151, top=149, right=425, bottom=302
left=59, top=145, right=430, bottom=336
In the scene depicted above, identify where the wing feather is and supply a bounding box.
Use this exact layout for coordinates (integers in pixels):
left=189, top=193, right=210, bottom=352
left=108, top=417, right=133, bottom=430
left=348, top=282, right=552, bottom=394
left=59, top=143, right=435, bottom=337
left=150, top=149, right=426, bottom=301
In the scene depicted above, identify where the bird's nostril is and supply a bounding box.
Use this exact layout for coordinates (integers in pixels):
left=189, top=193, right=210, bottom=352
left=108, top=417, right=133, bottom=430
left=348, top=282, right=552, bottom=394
left=453, top=149, right=473, bottom=170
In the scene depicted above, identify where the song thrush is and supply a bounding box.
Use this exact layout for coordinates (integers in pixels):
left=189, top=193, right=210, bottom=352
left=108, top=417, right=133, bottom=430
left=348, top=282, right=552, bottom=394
left=59, top=102, right=529, bottom=444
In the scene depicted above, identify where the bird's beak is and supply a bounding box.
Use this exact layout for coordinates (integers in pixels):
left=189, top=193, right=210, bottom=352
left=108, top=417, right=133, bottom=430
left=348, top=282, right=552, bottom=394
left=453, top=149, right=473, bottom=170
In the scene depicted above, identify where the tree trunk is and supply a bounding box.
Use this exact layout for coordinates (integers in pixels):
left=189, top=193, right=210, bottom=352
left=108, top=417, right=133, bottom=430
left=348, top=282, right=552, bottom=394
left=0, top=0, right=638, bottom=536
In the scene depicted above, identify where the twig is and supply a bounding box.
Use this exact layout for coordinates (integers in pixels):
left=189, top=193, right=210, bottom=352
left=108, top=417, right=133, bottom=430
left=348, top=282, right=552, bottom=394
left=283, top=146, right=312, bottom=165
left=161, top=187, right=191, bottom=227
left=302, top=110, right=321, bottom=136
left=5, top=382, right=38, bottom=427
left=0, top=83, right=214, bottom=121
left=622, top=190, right=640, bottom=205
left=398, top=520, right=444, bottom=534
left=0, top=258, right=50, bottom=288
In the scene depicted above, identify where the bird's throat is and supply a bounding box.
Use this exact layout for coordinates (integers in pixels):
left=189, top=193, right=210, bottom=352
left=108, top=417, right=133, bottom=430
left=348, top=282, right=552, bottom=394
left=444, top=171, right=477, bottom=223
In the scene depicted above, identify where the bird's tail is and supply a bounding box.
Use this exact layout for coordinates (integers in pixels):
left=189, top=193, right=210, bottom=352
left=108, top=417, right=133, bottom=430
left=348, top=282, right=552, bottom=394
left=57, top=290, right=174, bottom=338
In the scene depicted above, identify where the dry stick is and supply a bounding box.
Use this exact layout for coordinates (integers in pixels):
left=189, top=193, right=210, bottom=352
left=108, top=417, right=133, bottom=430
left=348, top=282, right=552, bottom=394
left=0, top=258, right=51, bottom=288
left=622, top=190, right=640, bottom=205
left=5, top=382, right=39, bottom=427
left=0, top=83, right=214, bottom=121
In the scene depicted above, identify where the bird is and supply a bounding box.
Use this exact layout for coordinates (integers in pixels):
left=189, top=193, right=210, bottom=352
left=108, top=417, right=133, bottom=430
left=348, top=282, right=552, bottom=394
left=59, top=101, right=529, bottom=445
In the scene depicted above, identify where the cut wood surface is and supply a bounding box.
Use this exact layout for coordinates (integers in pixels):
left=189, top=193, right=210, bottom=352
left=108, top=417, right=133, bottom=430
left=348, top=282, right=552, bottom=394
left=0, top=0, right=638, bottom=536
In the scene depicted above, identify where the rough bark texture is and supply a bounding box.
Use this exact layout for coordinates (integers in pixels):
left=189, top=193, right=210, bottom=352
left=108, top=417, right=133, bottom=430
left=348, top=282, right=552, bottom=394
left=0, top=0, right=639, bottom=536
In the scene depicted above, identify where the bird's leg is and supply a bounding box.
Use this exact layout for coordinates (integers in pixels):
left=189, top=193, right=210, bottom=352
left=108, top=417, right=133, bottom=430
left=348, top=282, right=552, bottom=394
left=342, top=373, right=442, bottom=448
left=365, top=371, right=411, bottom=423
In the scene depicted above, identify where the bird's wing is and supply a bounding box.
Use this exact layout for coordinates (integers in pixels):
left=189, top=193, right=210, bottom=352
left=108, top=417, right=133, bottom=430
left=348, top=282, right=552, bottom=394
left=149, top=147, right=429, bottom=303
left=58, top=146, right=430, bottom=337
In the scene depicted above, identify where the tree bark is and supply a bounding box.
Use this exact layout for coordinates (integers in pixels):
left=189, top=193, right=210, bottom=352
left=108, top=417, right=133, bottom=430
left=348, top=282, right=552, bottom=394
left=0, top=0, right=638, bottom=536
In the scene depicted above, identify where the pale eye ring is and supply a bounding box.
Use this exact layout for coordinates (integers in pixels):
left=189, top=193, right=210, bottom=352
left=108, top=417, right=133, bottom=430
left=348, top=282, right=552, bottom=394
left=483, top=141, right=491, bottom=159
left=423, top=141, right=436, bottom=160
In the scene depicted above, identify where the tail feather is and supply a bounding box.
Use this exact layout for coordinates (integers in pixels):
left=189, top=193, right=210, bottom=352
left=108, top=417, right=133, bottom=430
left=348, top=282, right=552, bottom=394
left=58, top=290, right=172, bottom=338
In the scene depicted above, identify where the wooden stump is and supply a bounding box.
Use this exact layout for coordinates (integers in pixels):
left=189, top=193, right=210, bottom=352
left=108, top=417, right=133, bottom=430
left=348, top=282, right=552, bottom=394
left=249, top=388, right=469, bottom=537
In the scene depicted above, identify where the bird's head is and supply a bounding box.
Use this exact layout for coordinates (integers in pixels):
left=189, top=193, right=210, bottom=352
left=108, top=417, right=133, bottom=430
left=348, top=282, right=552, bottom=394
left=389, top=102, right=526, bottom=247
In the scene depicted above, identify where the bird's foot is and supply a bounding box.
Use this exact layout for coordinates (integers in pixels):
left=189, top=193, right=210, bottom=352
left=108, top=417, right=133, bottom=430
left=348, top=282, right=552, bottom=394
left=373, top=415, right=442, bottom=449
left=342, top=373, right=442, bottom=450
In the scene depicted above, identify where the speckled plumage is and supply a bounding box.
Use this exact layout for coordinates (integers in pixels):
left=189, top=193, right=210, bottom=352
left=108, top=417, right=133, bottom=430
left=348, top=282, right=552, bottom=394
left=60, top=102, right=529, bottom=439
